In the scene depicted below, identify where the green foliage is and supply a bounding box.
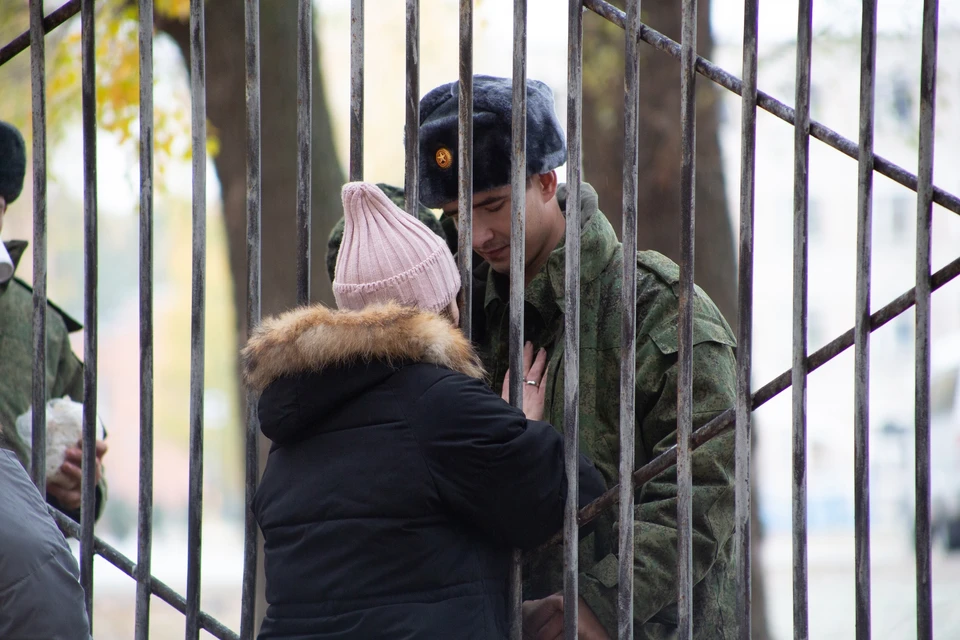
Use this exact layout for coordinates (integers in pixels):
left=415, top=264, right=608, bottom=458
left=35, top=0, right=218, bottom=184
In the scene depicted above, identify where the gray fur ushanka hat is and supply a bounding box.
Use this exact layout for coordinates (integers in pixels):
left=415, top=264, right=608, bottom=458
left=0, top=121, right=27, bottom=205
left=417, top=75, right=566, bottom=209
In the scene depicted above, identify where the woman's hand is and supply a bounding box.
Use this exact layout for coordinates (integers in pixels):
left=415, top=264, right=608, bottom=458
left=501, top=341, right=549, bottom=421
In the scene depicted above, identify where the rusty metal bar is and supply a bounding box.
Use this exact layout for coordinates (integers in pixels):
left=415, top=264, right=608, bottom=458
left=565, top=252, right=960, bottom=559
left=736, top=0, right=759, bottom=635
left=50, top=509, right=240, bottom=640
left=0, top=0, right=80, bottom=67
left=914, top=1, right=938, bottom=638
left=404, top=0, right=419, bottom=215
left=134, top=0, right=155, bottom=637
left=79, top=0, right=98, bottom=623
left=186, top=0, right=208, bottom=636
left=349, top=0, right=363, bottom=182
left=854, top=1, right=877, bottom=637
left=28, top=0, right=47, bottom=494
left=240, top=0, right=262, bottom=638
left=617, top=0, right=640, bottom=637
left=296, top=0, right=312, bottom=305
left=677, top=0, right=697, bottom=634
left=581, top=0, right=960, bottom=218
left=792, top=0, right=813, bottom=637
left=563, top=0, right=584, bottom=638
left=508, top=2, right=527, bottom=637
left=457, top=2, right=473, bottom=340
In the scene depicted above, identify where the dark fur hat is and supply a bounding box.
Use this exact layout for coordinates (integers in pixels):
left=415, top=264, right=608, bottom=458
left=417, top=75, right=566, bottom=209
left=0, top=121, right=26, bottom=205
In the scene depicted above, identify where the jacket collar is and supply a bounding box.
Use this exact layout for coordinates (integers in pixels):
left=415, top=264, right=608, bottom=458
left=0, top=240, right=27, bottom=295
left=483, top=182, right=620, bottom=325
left=241, top=302, right=485, bottom=393
left=0, top=240, right=84, bottom=333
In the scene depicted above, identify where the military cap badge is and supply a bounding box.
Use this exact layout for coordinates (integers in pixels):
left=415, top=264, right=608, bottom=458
left=435, top=147, right=453, bottom=169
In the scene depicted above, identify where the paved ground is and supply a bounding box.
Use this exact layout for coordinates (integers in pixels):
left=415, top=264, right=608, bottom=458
left=763, top=531, right=960, bottom=639
left=82, top=523, right=244, bottom=639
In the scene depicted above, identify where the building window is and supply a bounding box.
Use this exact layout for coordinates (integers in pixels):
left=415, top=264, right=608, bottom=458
left=807, top=196, right=822, bottom=241
left=810, top=84, right=822, bottom=120
left=894, top=314, right=912, bottom=347
left=808, top=311, right=825, bottom=348
left=890, top=194, right=910, bottom=238
left=891, top=77, right=913, bottom=124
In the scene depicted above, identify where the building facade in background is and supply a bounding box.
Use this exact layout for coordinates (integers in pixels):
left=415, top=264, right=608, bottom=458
left=717, top=30, right=960, bottom=536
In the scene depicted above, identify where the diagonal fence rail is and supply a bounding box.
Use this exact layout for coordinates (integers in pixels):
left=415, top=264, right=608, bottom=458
left=2, top=0, right=957, bottom=638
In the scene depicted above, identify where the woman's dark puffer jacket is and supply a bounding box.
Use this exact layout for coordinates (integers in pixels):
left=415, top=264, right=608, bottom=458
left=243, top=302, right=606, bottom=640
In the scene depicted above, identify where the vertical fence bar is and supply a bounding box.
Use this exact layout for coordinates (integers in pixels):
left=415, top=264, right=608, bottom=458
left=134, top=0, right=155, bottom=636
left=618, top=0, right=640, bottom=637
left=792, top=0, right=813, bottom=637
left=736, top=0, right=759, bottom=635
left=349, top=0, right=363, bottom=182
left=186, top=0, right=207, bottom=636
left=914, top=1, right=938, bottom=638
left=404, top=0, right=419, bottom=215
left=240, top=0, right=261, bottom=638
left=563, top=1, right=584, bottom=638
left=28, top=0, right=47, bottom=494
left=296, top=0, right=311, bottom=305
left=508, top=2, right=527, bottom=637
left=854, top=1, right=877, bottom=638
left=79, top=0, right=98, bottom=623
left=677, top=0, right=697, bottom=635
left=457, top=0, right=473, bottom=340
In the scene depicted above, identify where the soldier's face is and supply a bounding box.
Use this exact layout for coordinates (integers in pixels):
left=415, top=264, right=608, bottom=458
left=441, top=173, right=560, bottom=276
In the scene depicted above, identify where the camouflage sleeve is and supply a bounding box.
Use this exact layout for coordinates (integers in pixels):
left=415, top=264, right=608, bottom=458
left=325, top=183, right=452, bottom=283
left=578, top=332, right=737, bottom=632
left=49, top=337, right=108, bottom=524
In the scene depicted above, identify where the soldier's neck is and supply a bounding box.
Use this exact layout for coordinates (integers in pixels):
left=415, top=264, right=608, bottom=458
left=524, top=200, right=566, bottom=286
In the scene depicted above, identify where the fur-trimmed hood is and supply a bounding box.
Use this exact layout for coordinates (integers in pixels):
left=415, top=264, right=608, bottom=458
left=242, top=302, right=484, bottom=393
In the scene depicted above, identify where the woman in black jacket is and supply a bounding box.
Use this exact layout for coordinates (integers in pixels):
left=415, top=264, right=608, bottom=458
left=243, top=183, right=605, bottom=639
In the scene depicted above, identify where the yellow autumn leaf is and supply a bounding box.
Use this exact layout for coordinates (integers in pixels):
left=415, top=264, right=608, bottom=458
left=45, top=0, right=219, bottom=193
left=156, top=0, right=192, bottom=20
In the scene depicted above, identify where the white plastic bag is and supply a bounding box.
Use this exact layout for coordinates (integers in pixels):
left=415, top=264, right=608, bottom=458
left=15, top=397, right=105, bottom=486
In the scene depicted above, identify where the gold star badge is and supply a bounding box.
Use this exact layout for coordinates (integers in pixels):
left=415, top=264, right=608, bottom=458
left=435, top=147, right=453, bottom=169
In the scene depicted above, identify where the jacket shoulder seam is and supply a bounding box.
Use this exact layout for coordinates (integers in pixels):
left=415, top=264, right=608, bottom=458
left=9, top=278, right=83, bottom=333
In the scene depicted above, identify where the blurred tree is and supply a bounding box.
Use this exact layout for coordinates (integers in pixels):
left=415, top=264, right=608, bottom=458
left=37, top=0, right=344, bottom=315
left=155, top=0, right=344, bottom=320
left=581, top=2, right=770, bottom=637
left=5, top=0, right=345, bottom=630
left=154, top=2, right=344, bottom=630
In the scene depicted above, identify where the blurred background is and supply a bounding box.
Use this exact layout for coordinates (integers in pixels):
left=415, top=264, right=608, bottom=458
left=1, top=0, right=960, bottom=637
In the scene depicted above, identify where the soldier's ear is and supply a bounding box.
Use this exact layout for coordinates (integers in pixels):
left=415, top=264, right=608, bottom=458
left=536, top=171, right=558, bottom=204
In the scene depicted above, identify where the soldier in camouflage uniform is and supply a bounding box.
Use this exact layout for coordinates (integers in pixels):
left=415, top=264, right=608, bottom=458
left=327, top=76, right=737, bottom=639
left=0, top=121, right=107, bottom=523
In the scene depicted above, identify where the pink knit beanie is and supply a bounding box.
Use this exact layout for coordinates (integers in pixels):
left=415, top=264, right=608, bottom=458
left=333, top=182, right=461, bottom=313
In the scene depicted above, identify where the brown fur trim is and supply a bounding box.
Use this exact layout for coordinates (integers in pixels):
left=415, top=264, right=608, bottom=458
left=241, top=302, right=485, bottom=392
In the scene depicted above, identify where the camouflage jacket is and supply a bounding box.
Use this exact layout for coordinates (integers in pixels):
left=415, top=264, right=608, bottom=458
left=0, top=240, right=106, bottom=523
left=326, top=184, right=738, bottom=638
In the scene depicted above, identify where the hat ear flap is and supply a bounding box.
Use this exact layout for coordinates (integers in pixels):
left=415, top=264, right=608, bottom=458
left=0, top=121, right=27, bottom=205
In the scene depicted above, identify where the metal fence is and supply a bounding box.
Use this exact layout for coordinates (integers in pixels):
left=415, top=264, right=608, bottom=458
left=2, top=0, right=957, bottom=638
